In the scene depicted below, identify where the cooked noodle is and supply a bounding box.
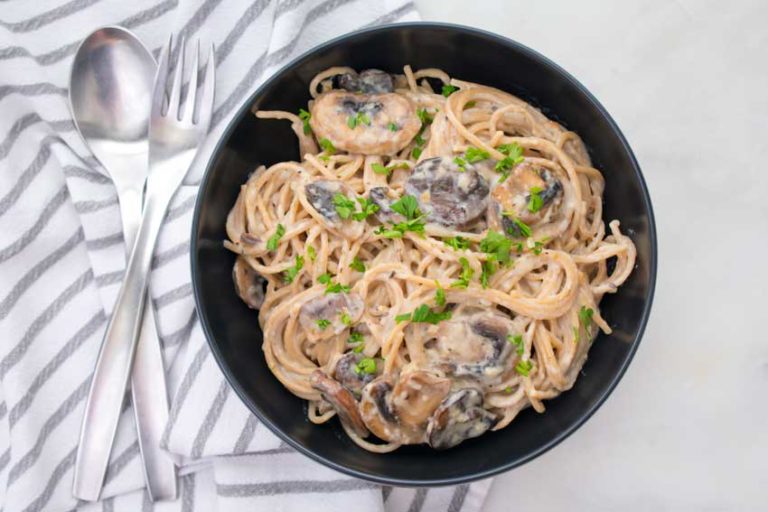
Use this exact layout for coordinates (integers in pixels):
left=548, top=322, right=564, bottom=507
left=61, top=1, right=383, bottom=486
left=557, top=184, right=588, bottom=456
left=225, top=66, right=636, bottom=452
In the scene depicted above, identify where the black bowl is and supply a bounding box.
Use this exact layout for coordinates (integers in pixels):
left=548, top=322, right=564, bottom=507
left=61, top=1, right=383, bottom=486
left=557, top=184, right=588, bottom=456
left=191, top=22, right=657, bottom=486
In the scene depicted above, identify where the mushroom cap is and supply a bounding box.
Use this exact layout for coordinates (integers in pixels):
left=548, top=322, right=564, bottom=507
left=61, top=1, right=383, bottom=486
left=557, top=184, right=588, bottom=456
left=310, top=370, right=369, bottom=438
left=426, top=388, right=499, bottom=450
left=232, top=256, right=265, bottom=309
left=309, top=91, right=420, bottom=155
left=337, top=69, right=394, bottom=94
left=304, top=179, right=365, bottom=238
left=405, top=157, right=490, bottom=228
left=299, top=293, right=364, bottom=339
left=489, top=162, right=563, bottom=235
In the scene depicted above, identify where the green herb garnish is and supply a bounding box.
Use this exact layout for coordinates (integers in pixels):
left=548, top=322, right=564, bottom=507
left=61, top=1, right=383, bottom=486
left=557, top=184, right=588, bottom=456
left=349, top=331, right=364, bottom=344
left=443, top=237, right=471, bottom=251
left=307, top=246, right=316, bottom=261
left=494, top=142, right=524, bottom=181
left=372, top=162, right=409, bottom=176
left=349, top=256, right=365, bottom=273
left=266, top=224, right=285, bottom=251
left=319, top=138, right=336, bottom=155
left=465, top=146, right=490, bottom=163
left=465, top=100, right=477, bottom=108
left=527, top=186, right=544, bottom=213
left=354, top=357, right=377, bottom=375
left=283, top=254, right=304, bottom=283
left=411, top=147, right=423, bottom=159
left=352, top=197, right=379, bottom=221
left=317, top=273, right=331, bottom=284
left=479, top=230, right=513, bottom=265
left=390, top=195, right=421, bottom=219
left=442, top=84, right=458, bottom=97
left=480, top=260, right=496, bottom=288
left=316, top=319, right=331, bottom=330
left=387, top=122, right=399, bottom=132
left=502, top=215, right=532, bottom=239
left=453, top=156, right=467, bottom=172
left=450, top=257, right=474, bottom=289
left=333, top=193, right=356, bottom=220
left=515, top=359, right=533, bottom=376
left=325, top=281, right=351, bottom=294
left=578, top=306, right=594, bottom=340
left=298, top=108, right=312, bottom=134
left=347, top=111, right=371, bottom=129
left=396, top=304, right=452, bottom=324
left=340, top=312, right=352, bottom=326
left=507, top=334, right=524, bottom=355
left=416, top=108, right=434, bottom=125
left=435, top=281, right=446, bottom=307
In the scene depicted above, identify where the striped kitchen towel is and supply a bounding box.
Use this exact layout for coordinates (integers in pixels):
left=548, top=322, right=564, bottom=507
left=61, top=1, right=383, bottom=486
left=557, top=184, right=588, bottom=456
left=0, top=0, right=494, bottom=511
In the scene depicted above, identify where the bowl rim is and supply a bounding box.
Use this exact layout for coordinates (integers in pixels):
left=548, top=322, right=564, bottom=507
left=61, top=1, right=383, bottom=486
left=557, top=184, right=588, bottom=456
left=190, top=21, right=658, bottom=487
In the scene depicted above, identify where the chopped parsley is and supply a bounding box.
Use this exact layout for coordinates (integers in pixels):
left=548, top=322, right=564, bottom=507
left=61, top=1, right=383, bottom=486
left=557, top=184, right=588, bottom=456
left=266, top=224, right=285, bottom=251
left=316, top=318, right=331, bottom=330
left=527, top=186, right=544, bottom=213
left=450, top=257, right=474, bottom=289
left=387, top=122, right=399, bottom=132
left=416, top=108, right=434, bottom=125
left=340, top=312, right=352, bottom=326
left=530, top=239, right=546, bottom=255
left=465, top=100, right=477, bottom=108
left=578, top=306, right=594, bottom=341
left=283, top=254, right=304, bottom=283
left=479, top=230, right=513, bottom=265
left=352, top=197, right=379, bottom=221
left=507, top=334, right=524, bottom=355
left=317, top=273, right=331, bottom=285
left=441, top=84, right=458, bottom=97
left=395, top=304, right=452, bottom=324
left=324, top=281, right=351, bottom=294
left=502, top=215, right=532, bottom=239
left=298, top=108, right=312, bottom=134
left=480, top=260, right=496, bottom=288
left=353, top=343, right=365, bottom=353
left=390, top=195, right=421, bottom=219
left=354, top=357, right=377, bottom=375
left=435, top=281, right=446, bottom=307
left=372, top=162, right=409, bottom=176
left=465, top=146, right=490, bottom=163
left=349, top=256, right=365, bottom=273
left=411, top=147, right=423, bottom=159
left=319, top=138, right=336, bottom=155
left=494, top=142, right=524, bottom=182
left=333, top=193, right=356, bottom=220
left=348, top=331, right=364, bottom=344
left=453, top=155, right=467, bottom=172
left=505, top=386, right=513, bottom=394
left=515, top=359, right=533, bottom=376
left=443, top=236, right=471, bottom=251
left=346, top=111, right=371, bottom=129
left=307, top=246, right=316, bottom=261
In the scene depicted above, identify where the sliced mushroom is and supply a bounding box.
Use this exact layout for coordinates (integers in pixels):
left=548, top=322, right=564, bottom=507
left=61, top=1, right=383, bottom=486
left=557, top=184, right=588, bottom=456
left=488, top=162, right=563, bottom=237
left=232, top=256, right=265, bottom=309
left=337, top=69, right=394, bottom=94
left=310, top=370, right=369, bottom=438
left=390, top=371, right=451, bottom=428
left=368, top=186, right=403, bottom=224
left=334, top=352, right=379, bottom=396
left=426, top=388, right=499, bottom=450
left=299, top=292, right=364, bottom=338
left=427, top=311, right=515, bottom=380
left=309, top=91, right=420, bottom=155
left=304, top=179, right=365, bottom=238
left=359, top=377, right=403, bottom=442
left=405, top=157, right=490, bottom=228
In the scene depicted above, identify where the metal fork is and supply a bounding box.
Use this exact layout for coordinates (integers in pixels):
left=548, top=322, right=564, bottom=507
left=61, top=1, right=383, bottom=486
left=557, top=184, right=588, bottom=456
left=73, top=36, right=215, bottom=502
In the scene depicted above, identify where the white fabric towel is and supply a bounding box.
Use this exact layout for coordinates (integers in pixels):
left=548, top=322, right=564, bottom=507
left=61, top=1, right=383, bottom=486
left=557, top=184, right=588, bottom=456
left=0, top=1, right=495, bottom=511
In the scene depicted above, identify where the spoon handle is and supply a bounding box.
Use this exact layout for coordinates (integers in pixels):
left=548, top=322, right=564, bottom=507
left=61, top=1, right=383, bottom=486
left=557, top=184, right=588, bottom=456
left=73, top=191, right=172, bottom=501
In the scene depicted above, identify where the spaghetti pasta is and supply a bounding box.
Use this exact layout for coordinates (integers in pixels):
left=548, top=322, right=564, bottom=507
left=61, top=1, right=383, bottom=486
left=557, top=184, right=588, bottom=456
left=225, top=66, right=636, bottom=452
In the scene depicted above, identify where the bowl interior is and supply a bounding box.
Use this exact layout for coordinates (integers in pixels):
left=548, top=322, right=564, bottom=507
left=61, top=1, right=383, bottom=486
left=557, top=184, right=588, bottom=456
left=191, top=23, right=656, bottom=486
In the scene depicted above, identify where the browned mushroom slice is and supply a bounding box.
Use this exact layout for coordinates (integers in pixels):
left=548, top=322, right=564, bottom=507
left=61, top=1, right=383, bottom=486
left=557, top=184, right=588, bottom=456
left=428, top=311, right=516, bottom=380
left=359, top=378, right=401, bottom=442
left=310, top=370, right=369, bottom=438
left=299, top=293, right=364, bottom=337
left=304, top=179, right=365, bottom=238
left=405, top=157, right=489, bottom=229
left=426, top=388, right=499, bottom=450
left=489, top=162, right=563, bottom=237
left=389, top=371, right=451, bottom=428
left=337, top=69, right=394, bottom=94
left=334, top=352, right=380, bottom=396
left=309, top=91, right=420, bottom=155
left=232, top=256, right=265, bottom=309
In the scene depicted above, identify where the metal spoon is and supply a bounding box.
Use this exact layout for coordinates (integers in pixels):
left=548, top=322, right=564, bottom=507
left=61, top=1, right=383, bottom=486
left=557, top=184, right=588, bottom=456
left=69, top=26, right=176, bottom=501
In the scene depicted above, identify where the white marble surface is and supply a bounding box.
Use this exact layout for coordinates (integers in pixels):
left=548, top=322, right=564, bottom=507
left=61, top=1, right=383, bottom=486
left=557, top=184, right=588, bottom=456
left=413, top=0, right=768, bottom=509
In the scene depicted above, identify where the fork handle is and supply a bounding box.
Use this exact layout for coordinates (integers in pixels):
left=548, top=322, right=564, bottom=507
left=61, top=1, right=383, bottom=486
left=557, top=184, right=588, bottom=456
left=73, top=192, right=171, bottom=501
